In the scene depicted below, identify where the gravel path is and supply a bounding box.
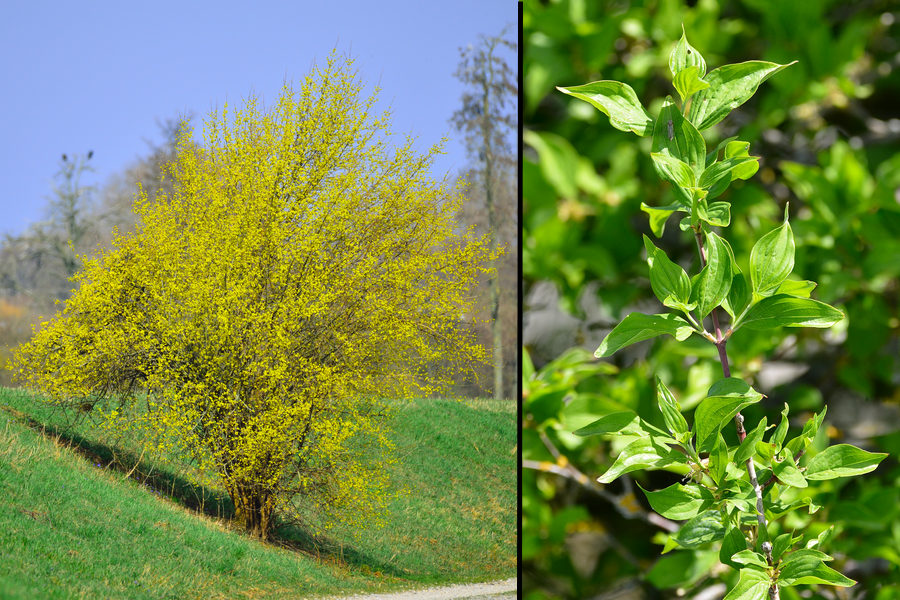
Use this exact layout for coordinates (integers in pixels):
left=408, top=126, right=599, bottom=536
left=327, top=578, right=517, bottom=599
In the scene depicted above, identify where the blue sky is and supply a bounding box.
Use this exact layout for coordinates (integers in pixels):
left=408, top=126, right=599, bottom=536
left=0, top=1, right=515, bottom=236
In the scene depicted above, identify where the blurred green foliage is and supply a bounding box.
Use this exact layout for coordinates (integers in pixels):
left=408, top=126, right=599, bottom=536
left=523, top=1, right=900, bottom=598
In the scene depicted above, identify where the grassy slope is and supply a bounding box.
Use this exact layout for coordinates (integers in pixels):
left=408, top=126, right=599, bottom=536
left=320, top=398, right=517, bottom=581
left=0, top=389, right=516, bottom=599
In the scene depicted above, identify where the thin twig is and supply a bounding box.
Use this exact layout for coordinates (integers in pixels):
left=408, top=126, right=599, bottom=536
left=526, top=433, right=679, bottom=533
left=522, top=458, right=678, bottom=533
left=736, top=413, right=767, bottom=533
left=123, top=444, right=148, bottom=480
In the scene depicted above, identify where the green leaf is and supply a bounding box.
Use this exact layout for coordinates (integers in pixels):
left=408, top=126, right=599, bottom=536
left=646, top=550, right=718, bottom=589
left=732, top=550, right=768, bottom=569
left=652, top=97, right=706, bottom=177
left=705, top=141, right=759, bottom=201
left=778, top=550, right=855, bottom=587
left=772, top=454, right=807, bottom=488
left=651, top=151, right=696, bottom=190
left=709, top=433, right=729, bottom=485
left=661, top=536, right=680, bottom=555
left=573, top=411, right=641, bottom=437
left=523, top=130, right=580, bottom=200
left=597, top=437, right=675, bottom=484
left=557, top=81, right=654, bottom=136
left=656, top=377, right=690, bottom=439
left=722, top=478, right=756, bottom=514
left=669, top=27, right=707, bottom=78
left=750, top=219, right=795, bottom=297
left=805, top=443, right=888, bottom=480
left=562, top=397, right=632, bottom=432
left=641, top=202, right=685, bottom=237
left=644, top=236, right=693, bottom=310
left=698, top=200, right=731, bottom=227
left=734, top=416, right=767, bottom=464
left=522, top=348, right=535, bottom=381
left=772, top=532, right=794, bottom=562
left=739, top=296, right=844, bottom=330
left=718, top=234, right=740, bottom=273
left=638, top=481, right=714, bottom=520
left=706, top=135, right=740, bottom=167
left=782, top=548, right=832, bottom=563
left=525, top=386, right=567, bottom=423
left=720, top=526, right=748, bottom=569
left=775, top=279, right=817, bottom=298
left=673, top=65, right=710, bottom=104
left=688, top=60, right=797, bottom=131
left=756, top=441, right=776, bottom=462
left=673, top=510, right=726, bottom=548
left=595, top=312, right=694, bottom=357
left=699, top=155, right=759, bottom=189
left=771, top=403, right=790, bottom=451
left=785, top=407, right=826, bottom=455
left=722, top=564, right=771, bottom=600
left=722, top=272, right=751, bottom=321
left=725, top=140, right=760, bottom=180
left=692, top=231, right=733, bottom=319
left=806, top=525, right=835, bottom=551
left=690, top=192, right=701, bottom=228
left=765, top=495, right=819, bottom=520
left=783, top=566, right=856, bottom=588
left=695, top=378, right=763, bottom=452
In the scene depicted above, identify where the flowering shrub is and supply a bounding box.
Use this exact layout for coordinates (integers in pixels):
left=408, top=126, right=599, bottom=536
left=14, top=54, right=493, bottom=540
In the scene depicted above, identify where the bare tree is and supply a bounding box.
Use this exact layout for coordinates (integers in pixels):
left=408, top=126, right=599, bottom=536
left=455, top=164, right=517, bottom=400
left=451, top=27, right=517, bottom=401
left=0, top=152, right=97, bottom=305
left=0, top=118, right=190, bottom=385
left=93, top=115, right=189, bottom=244
left=47, top=152, right=96, bottom=283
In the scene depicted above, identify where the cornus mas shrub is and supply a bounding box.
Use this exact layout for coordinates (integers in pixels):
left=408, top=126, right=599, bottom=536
left=558, top=31, right=887, bottom=600
left=14, top=54, right=493, bottom=540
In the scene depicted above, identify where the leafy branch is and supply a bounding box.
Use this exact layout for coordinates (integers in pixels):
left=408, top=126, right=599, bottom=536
left=559, top=28, right=886, bottom=600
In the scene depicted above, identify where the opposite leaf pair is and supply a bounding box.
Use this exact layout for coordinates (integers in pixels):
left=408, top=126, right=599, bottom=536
left=597, top=210, right=842, bottom=358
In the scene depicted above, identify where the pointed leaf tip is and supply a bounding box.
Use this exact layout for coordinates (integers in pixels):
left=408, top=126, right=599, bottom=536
left=688, top=60, right=796, bottom=130
left=739, top=296, right=844, bottom=330
left=805, top=444, right=888, bottom=480
left=669, top=29, right=707, bottom=79
left=595, top=312, right=694, bottom=357
left=557, top=81, right=653, bottom=137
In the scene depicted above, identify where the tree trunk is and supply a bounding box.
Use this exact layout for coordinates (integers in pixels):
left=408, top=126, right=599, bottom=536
left=482, top=43, right=503, bottom=403
left=231, top=484, right=274, bottom=540
left=490, top=273, right=503, bottom=401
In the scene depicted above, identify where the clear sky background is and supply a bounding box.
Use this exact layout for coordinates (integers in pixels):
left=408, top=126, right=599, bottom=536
left=0, top=1, right=515, bottom=237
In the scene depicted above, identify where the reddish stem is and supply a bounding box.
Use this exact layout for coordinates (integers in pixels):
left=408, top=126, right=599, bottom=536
left=716, top=341, right=731, bottom=377
left=693, top=226, right=769, bottom=548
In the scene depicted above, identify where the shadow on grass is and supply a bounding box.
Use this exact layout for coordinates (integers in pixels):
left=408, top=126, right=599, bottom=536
left=1, top=403, right=410, bottom=579
left=271, top=522, right=411, bottom=579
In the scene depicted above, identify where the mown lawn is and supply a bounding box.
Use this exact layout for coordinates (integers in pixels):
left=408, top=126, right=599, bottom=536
left=0, top=388, right=516, bottom=599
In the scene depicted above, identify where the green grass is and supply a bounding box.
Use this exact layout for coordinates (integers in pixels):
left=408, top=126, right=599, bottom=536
left=0, top=388, right=516, bottom=599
